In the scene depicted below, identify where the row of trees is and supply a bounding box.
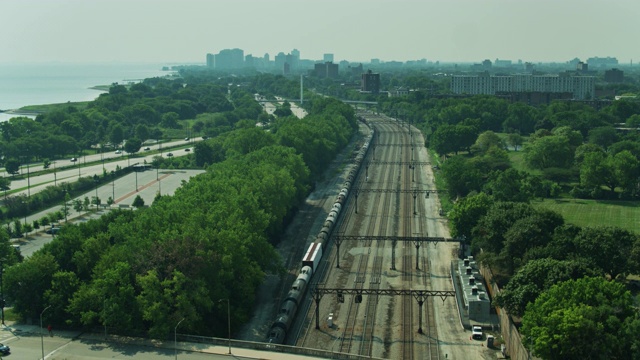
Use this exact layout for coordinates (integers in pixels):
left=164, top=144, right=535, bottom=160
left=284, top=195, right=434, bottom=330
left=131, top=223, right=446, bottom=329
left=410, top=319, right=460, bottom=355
left=448, top=195, right=640, bottom=358
left=0, top=75, right=255, bottom=171
left=2, top=83, right=358, bottom=340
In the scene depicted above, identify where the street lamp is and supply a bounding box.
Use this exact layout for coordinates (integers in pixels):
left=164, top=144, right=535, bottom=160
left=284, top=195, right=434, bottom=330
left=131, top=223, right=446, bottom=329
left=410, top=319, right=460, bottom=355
left=41, top=305, right=51, bottom=360
left=219, top=298, right=231, bottom=354
left=21, top=201, right=28, bottom=227
left=93, top=175, right=100, bottom=210
left=63, top=190, right=68, bottom=222
left=134, top=166, right=138, bottom=192
left=0, top=257, right=6, bottom=325
left=174, top=317, right=185, bottom=360
left=27, top=162, right=31, bottom=198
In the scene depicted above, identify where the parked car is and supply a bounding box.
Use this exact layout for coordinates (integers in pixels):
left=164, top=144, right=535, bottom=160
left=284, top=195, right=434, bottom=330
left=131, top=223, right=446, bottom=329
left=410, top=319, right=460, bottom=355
left=144, top=147, right=151, bottom=151
left=46, top=227, right=61, bottom=235
left=0, top=343, right=10, bottom=355
left=70, top=157, right=77, bottom=162
left=184, top=148, right=191, bottom=152
left=167, top=153, right=174, bottom=157
left=115, top=150, right=122, bottom=154
left=472, top=326, right=483, bottom=340
left=184, top=137, right=189, bottom=141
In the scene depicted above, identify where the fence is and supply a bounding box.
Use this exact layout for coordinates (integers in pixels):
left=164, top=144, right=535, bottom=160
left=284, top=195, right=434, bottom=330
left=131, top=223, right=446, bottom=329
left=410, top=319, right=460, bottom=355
left=479, top=264, right=537, bottom=360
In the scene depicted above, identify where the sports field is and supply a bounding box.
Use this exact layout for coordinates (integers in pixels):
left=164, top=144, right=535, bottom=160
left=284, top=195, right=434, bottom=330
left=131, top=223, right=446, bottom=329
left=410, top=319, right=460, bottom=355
left=535, top=198, right=640, bottom=234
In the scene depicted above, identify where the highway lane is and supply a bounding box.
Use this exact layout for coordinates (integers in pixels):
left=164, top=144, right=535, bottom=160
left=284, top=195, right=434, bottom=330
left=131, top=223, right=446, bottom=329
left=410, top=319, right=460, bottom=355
left=3, top=138, right=200, bottom=199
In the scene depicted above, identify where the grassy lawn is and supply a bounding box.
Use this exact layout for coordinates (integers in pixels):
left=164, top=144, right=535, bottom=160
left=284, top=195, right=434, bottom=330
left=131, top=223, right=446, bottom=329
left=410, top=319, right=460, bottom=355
left=20, top=101, right=91, bottom=113
left=535, top=198, right=640, bottom=234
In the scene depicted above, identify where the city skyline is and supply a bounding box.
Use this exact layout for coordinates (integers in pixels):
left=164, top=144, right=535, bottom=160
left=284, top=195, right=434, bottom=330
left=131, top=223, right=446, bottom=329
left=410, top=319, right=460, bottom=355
left=1, top=0, right=639, bottom=65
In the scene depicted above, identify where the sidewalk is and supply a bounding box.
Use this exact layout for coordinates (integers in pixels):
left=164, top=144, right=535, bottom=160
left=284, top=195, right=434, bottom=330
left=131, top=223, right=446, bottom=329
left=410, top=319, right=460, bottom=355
left=1, top=320, right=327, bottom=360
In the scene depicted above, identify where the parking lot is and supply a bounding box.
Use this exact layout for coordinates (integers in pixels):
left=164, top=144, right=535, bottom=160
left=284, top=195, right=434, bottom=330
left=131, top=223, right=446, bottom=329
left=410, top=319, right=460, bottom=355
left=12, top=169, right=205, bottom=257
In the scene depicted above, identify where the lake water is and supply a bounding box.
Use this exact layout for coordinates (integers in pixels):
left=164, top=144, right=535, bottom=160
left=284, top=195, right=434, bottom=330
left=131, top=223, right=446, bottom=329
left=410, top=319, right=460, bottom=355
left=0, top=62, right=175, bottom=122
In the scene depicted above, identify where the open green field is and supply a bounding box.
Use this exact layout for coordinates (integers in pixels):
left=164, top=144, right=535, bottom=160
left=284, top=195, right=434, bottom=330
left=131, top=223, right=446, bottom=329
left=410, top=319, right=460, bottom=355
left=535, top=198, right=640, bottom=234
left=20, top=101, right=91, bottom=113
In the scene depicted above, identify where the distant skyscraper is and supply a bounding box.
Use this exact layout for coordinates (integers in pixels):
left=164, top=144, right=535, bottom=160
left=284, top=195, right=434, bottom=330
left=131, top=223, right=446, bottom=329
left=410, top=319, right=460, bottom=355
left=323, top=53, right=334, bottom=63
left=314, top=62, right=338, bottom=79
left=206, top=53, right=214, bottom=67
left=213, top=48, right=244, bottom=69
left=274, top=52, right=286, bottom=72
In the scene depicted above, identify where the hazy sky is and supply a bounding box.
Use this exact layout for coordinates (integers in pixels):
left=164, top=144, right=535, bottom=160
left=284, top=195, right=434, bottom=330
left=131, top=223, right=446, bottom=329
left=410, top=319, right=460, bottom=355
left=1, top=0, right=638, bottom=65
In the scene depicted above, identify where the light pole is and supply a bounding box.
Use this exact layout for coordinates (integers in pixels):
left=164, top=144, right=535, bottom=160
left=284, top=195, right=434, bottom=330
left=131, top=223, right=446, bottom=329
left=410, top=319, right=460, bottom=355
left=21, top=201, right=28, bottom=227
left=41, top=305, right=51, bottom=360
left=53, top=161, right=57, bottom=186
left=175, top=317, right=185, bottom=360
left=103, top=299, right=108, bottom=339
left=27, top=162, right=31, bottom=198
left=219, top=298, right=231, bottom=354
left=63, top=190, right=68, bottom=222
left=0, top=257, right=5, bottom=325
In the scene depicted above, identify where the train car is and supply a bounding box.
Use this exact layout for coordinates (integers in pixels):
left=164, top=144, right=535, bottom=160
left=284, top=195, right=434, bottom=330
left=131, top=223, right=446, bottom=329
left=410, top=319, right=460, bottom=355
left=297, top=266, right=312, bottom=282
left=265, top=123, right=375, bottom=345
left=272, top=299, right=297, bottom=332
left=302, top=242, right=323, bottom=272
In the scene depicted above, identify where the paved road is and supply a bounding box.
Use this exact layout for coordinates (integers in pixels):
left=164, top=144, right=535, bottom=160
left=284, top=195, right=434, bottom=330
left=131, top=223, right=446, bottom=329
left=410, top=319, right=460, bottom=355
left=1, top=138, right=200, bottom=189
left=0, top=321, right=327, bottom=360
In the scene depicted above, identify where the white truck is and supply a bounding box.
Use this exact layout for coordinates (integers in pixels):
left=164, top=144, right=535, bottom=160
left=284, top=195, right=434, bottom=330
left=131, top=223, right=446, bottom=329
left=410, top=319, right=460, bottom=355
left=472, top=325, right=483, bottom=340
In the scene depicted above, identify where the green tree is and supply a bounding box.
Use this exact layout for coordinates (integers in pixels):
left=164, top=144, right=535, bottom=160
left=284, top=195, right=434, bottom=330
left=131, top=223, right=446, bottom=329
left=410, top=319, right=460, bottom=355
left=0, top=176, right=10, bottom=199
left=109, top=125, right=124, bottom=149
left=495, top=258, right=599, bottom=317
left=521, top=277, right=637, bottom=360
left=124, top=137, right=142, bottom=155
left=471, top=130, right=503, bottom=154
left=573, top=226, right=637, bottom=279
left=4, top=253, right=59, bottom=319
left=506, top=132, right=524, bottom=151
left=4, top=158, right=20, bottom=176
left=448, top=192, right=493, bottom=240
left=588, top=126, right=618, bottom=149
left=611, top=150, right=640, bottom=196
left=440, top=155, right=483, bottom=198
left=524, top=135, right=573, bottom=170
left=132, top=195, right=145, bottom=208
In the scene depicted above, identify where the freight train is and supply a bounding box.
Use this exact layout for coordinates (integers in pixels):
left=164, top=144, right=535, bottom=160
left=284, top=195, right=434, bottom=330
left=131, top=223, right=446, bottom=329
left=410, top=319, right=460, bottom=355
left=267, top=124, right=374, bottom=345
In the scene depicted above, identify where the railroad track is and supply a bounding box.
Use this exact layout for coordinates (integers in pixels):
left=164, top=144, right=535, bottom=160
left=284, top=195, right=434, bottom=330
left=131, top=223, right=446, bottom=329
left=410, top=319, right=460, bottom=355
left=400, top=122, right=415, bottom=360
left=338, top=122, right=395, bottom=355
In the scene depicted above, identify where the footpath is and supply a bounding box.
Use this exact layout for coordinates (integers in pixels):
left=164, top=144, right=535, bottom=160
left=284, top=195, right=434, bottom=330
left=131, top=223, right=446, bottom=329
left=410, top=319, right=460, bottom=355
left=1, top=320, right=326, bottom=359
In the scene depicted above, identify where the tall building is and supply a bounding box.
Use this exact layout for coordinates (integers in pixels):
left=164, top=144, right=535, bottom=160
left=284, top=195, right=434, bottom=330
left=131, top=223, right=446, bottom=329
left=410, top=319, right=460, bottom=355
left=206, top=53, right=215, bottom=67
left=323, top=53, right=334, bottom=63
left=451, top=73, right=595, bottom=100
left=361, top=70, right=380, bottom=94
left=314, top=62, right=339, bottom=79
left=274, top=52, right=286, bottom=73
left=212, top=48, right=244, bottom=70
left=604, top=68, right=624, bottom=83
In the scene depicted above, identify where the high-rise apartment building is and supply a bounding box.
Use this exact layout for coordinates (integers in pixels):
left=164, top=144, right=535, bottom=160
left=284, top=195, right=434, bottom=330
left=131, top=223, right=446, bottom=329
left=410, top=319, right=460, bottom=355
left=323, top=53, right=334, bottom=63
left=361, top=70, right=380, bottom=94
left=451, top=73, right=595, bottom=100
